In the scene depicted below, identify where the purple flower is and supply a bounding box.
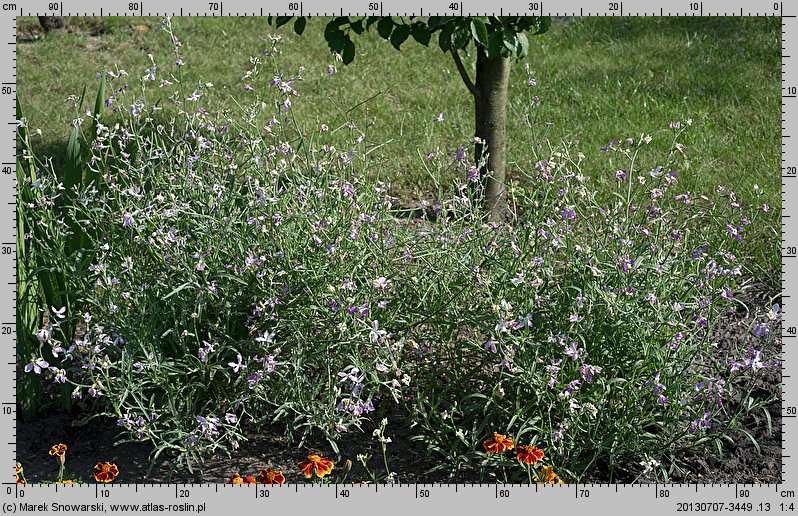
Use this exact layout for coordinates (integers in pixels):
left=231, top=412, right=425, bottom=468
left=579, top=364, right=601, bottom=382
left=644, top=371, right=666, bottom=396
left=432, top=112, right=445, bottom=123
left=690, top=411, right=712, bottom=433
left=122, top=211, right=135, bottom=227
left=600, top=138, right=618, bottom=151
left=615, top=169, right=627, bottom=181
left=752, top=322, right=770, bottom=338
left=725, top=223, right=744, bottom=241
left=24, top=357, right=49, bottom=374
left=562, top=341, right=583, bottom=361
left=545, top=358, right=562, bottom=375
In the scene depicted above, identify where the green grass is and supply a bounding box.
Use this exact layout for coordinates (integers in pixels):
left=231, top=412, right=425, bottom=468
left=18, top=15, right=781, bottom=278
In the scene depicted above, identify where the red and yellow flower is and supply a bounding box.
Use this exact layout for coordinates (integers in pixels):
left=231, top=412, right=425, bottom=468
left=483, top=432, right=515, bottom=454
left=15, top=463, right=25, bottom=484
left=538, top=465, right=564, bottom=484
left=229, top=473, right=244, bottom=484
left=298, top=453, right=335, bottom=479
left=516, top=445, right=545, bottom=465
left=49, top=443, right=67, bottom=464
left=257, top=468, right=285, bottom=485
left=93, top=462, right=119, bottom=483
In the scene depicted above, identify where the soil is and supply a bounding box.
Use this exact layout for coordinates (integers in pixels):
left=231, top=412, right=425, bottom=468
left=17, top=283, right=782, bottom=485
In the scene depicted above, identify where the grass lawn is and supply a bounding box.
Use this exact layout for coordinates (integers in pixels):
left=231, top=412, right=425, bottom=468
left=17, top=15, right=781, bottom=280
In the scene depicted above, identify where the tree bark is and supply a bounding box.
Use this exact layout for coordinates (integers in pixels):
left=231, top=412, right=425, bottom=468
left=38, top=16, right=67, bottom=33
left=474, top=51, right=511, bottom=222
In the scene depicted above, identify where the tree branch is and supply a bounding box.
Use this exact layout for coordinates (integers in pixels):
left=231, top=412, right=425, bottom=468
left=451, top=50, right=479, bottom=98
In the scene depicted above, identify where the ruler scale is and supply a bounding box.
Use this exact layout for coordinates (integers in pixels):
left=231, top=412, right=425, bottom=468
left=3, top=1, right=795, bottom=514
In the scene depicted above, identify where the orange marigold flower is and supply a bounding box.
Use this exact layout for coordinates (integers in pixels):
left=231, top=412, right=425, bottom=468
left=242, top=476, right=257, bottom=484
left=229, top=473, right=244, bottom=484
left=483, top=432, right=514, bottom=454
left=257, top=468, right=286, bottom=485
left=92, top=462, right=119, bottom=483
left=538, top=465, right=564, bottom=485
left=49, top=443, right=67, bottom=458
left=516, top=445, right=545, bottom=465
left=298, top=452, right=335, bottom=479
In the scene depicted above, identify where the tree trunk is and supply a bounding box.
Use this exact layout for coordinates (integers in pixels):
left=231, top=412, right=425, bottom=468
left=474, top=51, right=511, bottom=222
left=38, top=16, right=67, bottom=33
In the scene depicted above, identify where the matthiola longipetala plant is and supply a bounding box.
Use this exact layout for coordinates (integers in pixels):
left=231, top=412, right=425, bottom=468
left=19, top=18, right=778, bottom=481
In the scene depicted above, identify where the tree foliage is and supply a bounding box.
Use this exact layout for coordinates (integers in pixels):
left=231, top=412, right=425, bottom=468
left=269, top=16, right=551, bottom=64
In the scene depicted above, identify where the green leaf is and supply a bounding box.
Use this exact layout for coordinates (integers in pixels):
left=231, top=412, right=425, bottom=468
left=532, top=15, right=551, bottom=35
left=390, top=24, right=410, bottom=50
left=342, top=36, right=356, bottom=64
left=350, top=19, right=364, bottom=34
left=427, top=16, right=451, bottom=30
left=410, top=21, right=430, bottom=45
left=91, top=73, right=105, bottom=133
left=293, top=16, right=306, bottom=35
left=325, top=25, right=346, bottom=53
left=501, top=28, right=516, bottom=52
left=438, top=22, right=455, bottom=52
left=470, top=18, right=488, bottom=47
left=365, top=16, right=380, bottom=29
left=275, top=16, right=293, bottom=29
left=451, top=21, right=471, bottom=50
left=64, top=115, right=82, bottom=198
left=486, top=29, right=503, bottom=59
left=377, top=17, right=393, bottom=39
left=515, top=31, right=529, bottom=57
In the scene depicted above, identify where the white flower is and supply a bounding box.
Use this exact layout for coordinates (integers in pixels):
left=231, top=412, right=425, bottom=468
left=228, top=354, right=246, bottom=373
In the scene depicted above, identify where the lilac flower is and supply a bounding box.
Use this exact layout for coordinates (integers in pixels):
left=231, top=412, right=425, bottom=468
left=721, top=285, right=733, bottom=300
left=562, top=341, right=583, bottom=361
left=552, top=423, right=566, bottom=443
left=545, top=358, right=562, bottom=375
left=752, top=322, right=770, bottom=338
left=725, top=223, right=744, bottom=241
left=579, top=364, right=601, bottom=382
left=198, top=340, right=215, bottom=362
left=255, top=331, right=276, bottom=347
left=36, top=327, right=52, bottom=342
left=122, top=211, right=136, bottom=227
left=644, top=371, right=666, bottom=397
left=326, top=65, right=336, bottom=75
left=369, top=320, right=388, bottom=343
left=228, top=354, right=246, bottom=373
left=561, top=206, right=576, bottom=221
left=483, top=340, right=498, bottom=353
left=690, top=411, right=712, bottom=433
left=600, top=138, right=618, bottom=151
left=24, top=357, right=49, bottom=374
left=466, top=166, right=480, bottom=182
left=52, top=368, right=66, bottom=383
left=561, top=379, right=581, bottom=395
left=196, top=415, right=220, bottom=438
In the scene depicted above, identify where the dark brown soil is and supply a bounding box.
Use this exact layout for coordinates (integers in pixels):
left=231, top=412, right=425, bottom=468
left=17, top=284, right=782, bottom=484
